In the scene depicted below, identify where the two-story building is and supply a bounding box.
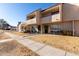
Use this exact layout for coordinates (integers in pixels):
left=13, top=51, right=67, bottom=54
left=18, top=3, right=79, bottom=36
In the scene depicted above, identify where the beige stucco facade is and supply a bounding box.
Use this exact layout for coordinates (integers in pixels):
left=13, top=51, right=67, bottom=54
left=18, top=3, right=79, bottom=36
left=62, top=3, right=79, bottom=21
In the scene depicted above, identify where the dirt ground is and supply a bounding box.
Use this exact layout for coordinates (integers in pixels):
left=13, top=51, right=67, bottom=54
left=10, top=31, right=35, bottom=37
left=10, top=31, right=28, bottom=36
left=0, top=40, right=38, bottom=56
left=0, top=33, right=11, bottom=39
left=0, top=30, right=11, bottom=40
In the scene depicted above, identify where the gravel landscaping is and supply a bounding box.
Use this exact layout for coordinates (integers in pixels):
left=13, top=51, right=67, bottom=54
left=0, top=40, right=38, bottom=56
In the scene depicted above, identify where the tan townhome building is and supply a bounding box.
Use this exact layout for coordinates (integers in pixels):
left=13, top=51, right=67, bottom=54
left=18, top=3, right=79, bottom=36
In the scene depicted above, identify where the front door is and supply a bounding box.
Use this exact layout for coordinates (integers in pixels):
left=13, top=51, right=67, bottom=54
left=44, top=25, right=48, bottom=33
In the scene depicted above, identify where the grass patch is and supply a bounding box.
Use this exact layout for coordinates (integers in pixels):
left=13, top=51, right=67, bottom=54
left=27, top=34, right=79, bottom=55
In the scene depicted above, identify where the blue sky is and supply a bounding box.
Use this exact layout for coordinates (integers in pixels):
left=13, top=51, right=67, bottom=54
left=0, top=3, right=55, bottom=26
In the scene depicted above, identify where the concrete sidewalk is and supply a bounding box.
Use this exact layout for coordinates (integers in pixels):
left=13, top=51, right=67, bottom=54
left=5, top=32, right=78, bottom=56
left=0, top=39, right=13, bottom=43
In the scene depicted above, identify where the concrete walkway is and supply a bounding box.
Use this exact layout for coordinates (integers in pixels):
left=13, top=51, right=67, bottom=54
left=5, top=32, right=78, bottom=56
left=0, top=39, right=13, bottom=43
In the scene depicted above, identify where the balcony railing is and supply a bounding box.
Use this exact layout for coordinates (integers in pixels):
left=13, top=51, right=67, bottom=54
left=41, top=13, right=61, bottom=23
left=26, top=17, right=36, bottom=25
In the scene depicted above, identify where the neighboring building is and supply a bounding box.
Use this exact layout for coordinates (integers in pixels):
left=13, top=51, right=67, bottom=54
left=17, top=22, right=21, bottom=31
left=10, top=26, right=17, bottom=31
left=19, top=3, right=79, bottom=36
left=0, top=19, right=10, bottom=30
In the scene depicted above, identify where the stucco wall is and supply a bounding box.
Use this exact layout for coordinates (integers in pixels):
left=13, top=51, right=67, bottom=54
left=62, top=3, right=79, bottom=21
left=35, top=10, right=41, bottom=25
left=74, top=21, right=79, bottom=36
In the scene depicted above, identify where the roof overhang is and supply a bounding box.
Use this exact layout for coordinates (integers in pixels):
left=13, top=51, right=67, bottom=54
left=27, top=9, right=41, bottom=18
left=42, top=5, right=59, bottom=14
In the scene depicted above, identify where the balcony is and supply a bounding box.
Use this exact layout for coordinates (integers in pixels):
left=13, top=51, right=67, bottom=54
left=41, top=13, right=61, bottom=24
left=25, top=17, right=36, bottom=25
